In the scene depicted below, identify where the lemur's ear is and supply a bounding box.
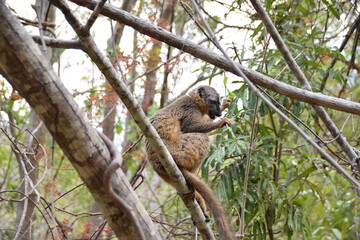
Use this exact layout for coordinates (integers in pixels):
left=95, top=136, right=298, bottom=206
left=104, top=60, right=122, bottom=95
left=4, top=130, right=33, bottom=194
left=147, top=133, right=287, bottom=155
left=197, top=86, right=205, bottom=98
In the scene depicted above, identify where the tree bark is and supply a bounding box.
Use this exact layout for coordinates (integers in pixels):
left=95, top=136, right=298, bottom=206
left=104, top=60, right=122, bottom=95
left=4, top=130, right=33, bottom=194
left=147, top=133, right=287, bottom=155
left=0, top=3, right=160, bottom=240
left=70, top=0, right=360, bottom=116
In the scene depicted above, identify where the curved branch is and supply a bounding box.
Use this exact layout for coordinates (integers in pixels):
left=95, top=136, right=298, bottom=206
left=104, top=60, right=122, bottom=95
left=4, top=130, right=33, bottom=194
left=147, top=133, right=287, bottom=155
left=98, top=131, right=146, bottom=240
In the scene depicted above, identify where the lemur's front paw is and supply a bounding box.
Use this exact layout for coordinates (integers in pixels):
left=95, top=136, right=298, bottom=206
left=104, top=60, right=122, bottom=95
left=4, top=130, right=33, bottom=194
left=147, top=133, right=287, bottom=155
left=219, top=117, right=231, bottom=128
left=222, top=98, right=231, bottom=107
left=220, top=98, right=231, bottom=111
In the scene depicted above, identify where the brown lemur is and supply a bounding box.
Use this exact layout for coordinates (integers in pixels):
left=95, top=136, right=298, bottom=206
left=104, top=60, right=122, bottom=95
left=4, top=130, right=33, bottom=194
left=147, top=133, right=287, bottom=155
left=145, top=85, right=234, bottom=240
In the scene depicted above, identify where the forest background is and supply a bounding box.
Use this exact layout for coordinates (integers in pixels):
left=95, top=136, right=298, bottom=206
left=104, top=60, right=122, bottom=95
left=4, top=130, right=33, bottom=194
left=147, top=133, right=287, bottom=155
left=0, top=0, right=360, bottom=239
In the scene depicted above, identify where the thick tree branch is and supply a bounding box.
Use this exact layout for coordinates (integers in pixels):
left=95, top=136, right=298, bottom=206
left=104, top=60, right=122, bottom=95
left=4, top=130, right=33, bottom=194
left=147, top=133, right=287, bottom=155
left=0, top=3, right=160, bottom=240
left=49, top=0, right=215, bottom=239
left=70, top=0, right=360, bottom=116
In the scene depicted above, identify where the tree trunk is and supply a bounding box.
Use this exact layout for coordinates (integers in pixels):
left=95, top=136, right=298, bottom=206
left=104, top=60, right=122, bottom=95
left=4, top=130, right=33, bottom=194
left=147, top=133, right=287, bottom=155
left=102, top=0, right=137, bottom=142
left=14, top=2, right=56, bottom=239
left=160, top=5, right=175, bottom=109
left=0, top=3, right=161, bottom=239
left=141, top=0, right=174, bottom=114
left=121, top=30, right=140, bottom=172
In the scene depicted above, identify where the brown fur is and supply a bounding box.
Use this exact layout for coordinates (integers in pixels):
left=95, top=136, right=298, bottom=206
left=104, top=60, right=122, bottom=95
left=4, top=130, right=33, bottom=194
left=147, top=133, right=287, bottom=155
left=145, top=85, right=233, bottom=240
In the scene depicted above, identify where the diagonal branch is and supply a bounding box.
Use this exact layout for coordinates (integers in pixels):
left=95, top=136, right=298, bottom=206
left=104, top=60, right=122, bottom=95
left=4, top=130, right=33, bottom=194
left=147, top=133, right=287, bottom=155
left=69, top=0, right=360, bottom=116
left=249, top=0, right=311, bottom=90
left=320, top=13, right=360, bottom=91
left=83, top=0, right=107, bottom=32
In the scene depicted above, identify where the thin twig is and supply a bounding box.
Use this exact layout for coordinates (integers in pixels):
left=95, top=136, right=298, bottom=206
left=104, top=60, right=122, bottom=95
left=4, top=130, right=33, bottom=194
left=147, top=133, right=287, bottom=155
left=35, top=0, right=48, bottom=55
left=338, top=24, right=360, bottom=98
left=90, top=220, right=107, bottom=240
left=240, top=97, right=259, bottom=238
left=44, top=183, right=85, bottom=210
left=122, top=134, right=144, bottom=156
left=130, top=159, right=147, bottom=189
left=16, top=14, right=56, bottom=27
left=177, top=70, right=224, bottom=98
left=320, top=13, right=360, bottom=91
left=32, top=35, right=82, bottom=49
left=0, top=190, right=55, bottom=240
left=109, top=0, right=126, bottom=81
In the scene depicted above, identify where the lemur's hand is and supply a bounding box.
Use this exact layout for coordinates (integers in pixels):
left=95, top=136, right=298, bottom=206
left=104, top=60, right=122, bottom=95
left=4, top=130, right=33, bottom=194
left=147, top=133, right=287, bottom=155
left=220, top=98, right=231, bottom=111
left=218, top=117, right=231, bottom=128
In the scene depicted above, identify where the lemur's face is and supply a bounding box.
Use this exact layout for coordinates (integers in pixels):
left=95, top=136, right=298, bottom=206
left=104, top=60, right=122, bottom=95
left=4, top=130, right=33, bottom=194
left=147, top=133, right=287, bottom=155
left=198, top=86, right=222, bottom=119
left=207, top=99, right=221, bottom=119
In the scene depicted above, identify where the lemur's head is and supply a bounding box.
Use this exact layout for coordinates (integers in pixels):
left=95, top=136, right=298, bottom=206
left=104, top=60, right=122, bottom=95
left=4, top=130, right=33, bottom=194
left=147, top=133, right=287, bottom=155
left=196, top=85, right=222, bottom=119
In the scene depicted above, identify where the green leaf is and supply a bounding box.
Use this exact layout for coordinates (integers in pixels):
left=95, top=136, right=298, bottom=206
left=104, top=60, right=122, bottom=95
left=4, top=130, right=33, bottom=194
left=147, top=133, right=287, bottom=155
left=209, top=66, right=218, bottom=83
left=115, top=123, right=123, bottom=134
left=251, top=22, right=263, bottom=38
left=334, top=73, right=345, bottom=84
left=303, top=60, right=318, bottom=67
left=331, top=228, right=342, bottom=240
left=228, top=90, right=236, bottom=98
left=321, top=0, right=340, bottom=19
left=304, top=179, right=324, bottom=199
left=223, top=76, right=228, bottom=85
left=297, top=4, right=309, bottom=14
left=298, top=165, right=317, bottom=178
left=221, top=158, right=235, bottom=168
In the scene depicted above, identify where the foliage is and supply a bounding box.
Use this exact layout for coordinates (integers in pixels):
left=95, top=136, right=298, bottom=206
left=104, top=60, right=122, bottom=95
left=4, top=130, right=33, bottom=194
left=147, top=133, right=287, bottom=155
left=204, top=85, right=357, bottom=239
